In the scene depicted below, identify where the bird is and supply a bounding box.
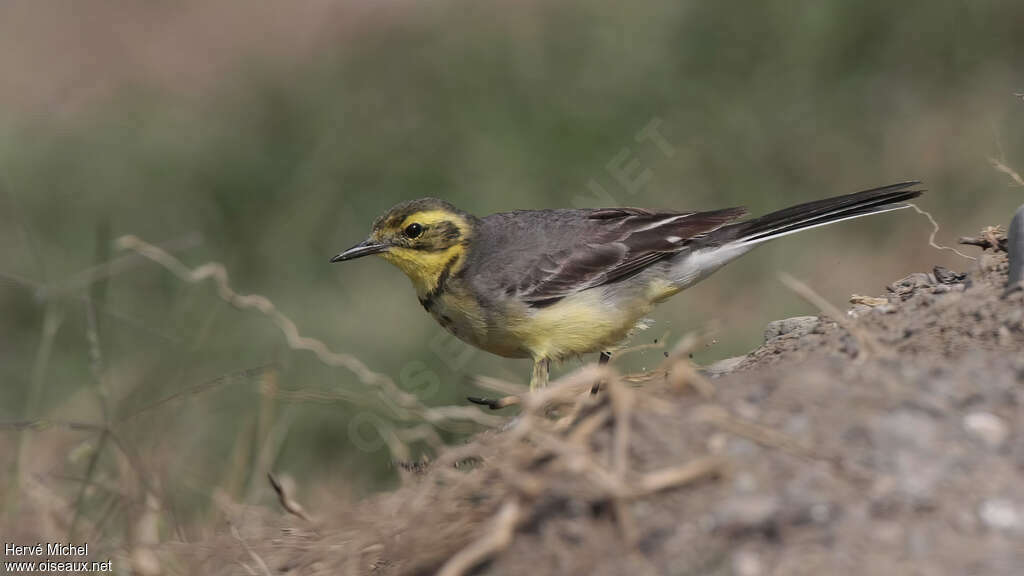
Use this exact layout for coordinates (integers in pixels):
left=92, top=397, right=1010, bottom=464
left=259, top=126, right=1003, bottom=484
left=331, top=182, right=922, bottom=392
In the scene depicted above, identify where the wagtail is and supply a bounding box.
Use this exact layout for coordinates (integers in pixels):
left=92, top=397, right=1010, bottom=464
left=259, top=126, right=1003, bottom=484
left=332, top=182, right=922, bottom=390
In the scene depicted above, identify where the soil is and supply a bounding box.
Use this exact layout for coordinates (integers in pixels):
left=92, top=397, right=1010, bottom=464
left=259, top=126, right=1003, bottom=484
left=189, top=240, right=1023, bottom=576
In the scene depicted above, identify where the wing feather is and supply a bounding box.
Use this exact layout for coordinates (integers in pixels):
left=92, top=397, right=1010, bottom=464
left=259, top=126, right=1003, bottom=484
left=517, top=206, right=747, bottom=306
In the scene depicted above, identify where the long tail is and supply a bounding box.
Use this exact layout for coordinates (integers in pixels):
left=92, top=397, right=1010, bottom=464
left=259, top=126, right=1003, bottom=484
left=715, top=181, right=924, bottom=247
left=671, top=182, right=924, bottom=289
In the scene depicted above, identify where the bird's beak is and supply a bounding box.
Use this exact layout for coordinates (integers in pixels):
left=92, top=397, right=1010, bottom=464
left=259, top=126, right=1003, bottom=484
left=330, top=239, right=389, bottom=262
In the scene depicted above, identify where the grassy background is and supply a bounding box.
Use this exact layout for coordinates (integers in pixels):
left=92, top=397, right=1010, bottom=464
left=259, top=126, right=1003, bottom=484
left=1, top=0, right=1022, bottom=543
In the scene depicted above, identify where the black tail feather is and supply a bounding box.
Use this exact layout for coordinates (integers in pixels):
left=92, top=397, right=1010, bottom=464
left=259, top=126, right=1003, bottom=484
left=715, top=181, right=923, bottom=246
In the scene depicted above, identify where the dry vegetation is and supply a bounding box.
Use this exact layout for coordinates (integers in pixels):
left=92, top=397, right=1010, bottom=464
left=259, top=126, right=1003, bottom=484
left=3, top=3, right=1024, bottom=574
left=2, top=191, right=1022, bottom=575
left=134, top=219, right=1020, bottom=575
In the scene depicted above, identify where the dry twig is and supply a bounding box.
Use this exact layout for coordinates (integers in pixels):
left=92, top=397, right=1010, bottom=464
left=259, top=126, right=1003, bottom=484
left=436, top=498, right=522, bottom=576
left=115, top=235, right=503, bottom=438
left=990, top=157, right=1024, bottom=187
left=633, top=456, right=725, bottom=496
left=907, top=204, right=977, bottom=261
left=959, top=225, right=1008, bottom=252
left=231, top=524, right=272, bottom=576
left=267, top=473, right=312, bottom=523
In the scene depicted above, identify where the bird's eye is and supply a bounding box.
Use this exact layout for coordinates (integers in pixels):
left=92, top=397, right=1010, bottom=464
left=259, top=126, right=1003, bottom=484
left=404, top=223, right=423, bottom=239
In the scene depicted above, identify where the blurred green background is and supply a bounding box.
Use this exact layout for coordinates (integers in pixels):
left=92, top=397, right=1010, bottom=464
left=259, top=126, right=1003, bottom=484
left=2, top=0, right=1022, bottom=541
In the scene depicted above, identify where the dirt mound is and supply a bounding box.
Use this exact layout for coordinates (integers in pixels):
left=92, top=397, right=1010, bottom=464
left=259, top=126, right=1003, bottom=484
left=193, top=243, right=1023, bottom=576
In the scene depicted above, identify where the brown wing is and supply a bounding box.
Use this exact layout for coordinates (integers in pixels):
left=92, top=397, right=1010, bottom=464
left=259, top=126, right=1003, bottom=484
left=517, top=206, right=747, bottom=306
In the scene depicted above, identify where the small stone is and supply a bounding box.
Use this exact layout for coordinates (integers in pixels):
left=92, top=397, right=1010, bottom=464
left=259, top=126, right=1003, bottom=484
left=784, top=414, right=809, bottom=436
left=702, top=355, right=745, bottom=378
left=716, top=495, right=780, bottom=532
left=727, top=438, right=760, bottom=457
left=735, top=400, right=760, bottom=420
left=810, top=503, right=832, bottom=524
left=888, top=273, right=933, bottom=298
left=963, top=411, right=1009, bottom=448
left=933, top=265, right=966, bottom=285
left=872, top=520, right=905, bottom=545
left=707, top=433, right=728, bottom=454
left=979, top=499, right=1020, bottom=531
left=698, top=514, right=717, bottom=533
left=731, top=549, right=763, bottom=576
left=847, top=304, right=872, bottom=318
left=734, top=472, right=758, bottom=493
left=763, top=316, right=819, bottom=343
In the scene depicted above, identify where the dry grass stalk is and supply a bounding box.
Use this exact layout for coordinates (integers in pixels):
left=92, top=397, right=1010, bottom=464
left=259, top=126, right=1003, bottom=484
left=426, top=367, right=725, bottom=570
left=115, top=235, right=505, bottom=458
left=907, top=203, right=977, bottom=261
left=231, top=524, right=272, bottom=576
left=959, top=225, right=1009, bottom=252
left=13, top=301, right=64, bottom=509
left=990, top=157, right=1024, bottom=187
left=850, top=294, right=889, bottom=307
left=608, top=379, right=637, bottom=543
left=131, top=491, right=163, bottom=576
left=633, top=456, right=725, bottom=496
left=436, top=497, right=522, bottom=576
left=778, top=272, right=882, bottom=361
left=268, top=473, right=312, bottom=523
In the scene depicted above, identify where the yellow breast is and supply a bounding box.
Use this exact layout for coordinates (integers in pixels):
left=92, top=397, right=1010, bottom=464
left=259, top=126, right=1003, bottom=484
left=505, top=289, right=653, bottom=361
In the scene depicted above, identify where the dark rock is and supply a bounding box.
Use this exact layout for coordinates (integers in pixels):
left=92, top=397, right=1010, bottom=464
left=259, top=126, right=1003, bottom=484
left=1007, top=204, right=1024, bottom=291
left=888, top=273, right=934, bottom=299
left=933, top=266, right=966, bottom=285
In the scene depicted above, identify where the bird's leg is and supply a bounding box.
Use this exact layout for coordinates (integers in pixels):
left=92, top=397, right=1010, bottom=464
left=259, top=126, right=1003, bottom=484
left=591, top=352, right=611, bottom=394
left=530, top=358, right=550, bottom=391
left=468, top=359, right=549, bottom=408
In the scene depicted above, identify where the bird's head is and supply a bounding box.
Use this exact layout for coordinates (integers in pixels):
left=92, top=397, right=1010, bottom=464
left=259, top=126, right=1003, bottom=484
left=331, top=198, right=475, bottom=294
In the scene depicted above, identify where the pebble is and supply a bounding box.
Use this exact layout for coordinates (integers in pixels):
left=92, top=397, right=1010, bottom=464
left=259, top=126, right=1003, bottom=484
left=978, top=499, right=1020, bottom=531
left=731, top=549, right=763, bottom=576
left=763, top=316, right=819, bottom=343
left=715, top=495, right=781, bottom=531
left=962, top=411, right=1009, bottom=448
left=733, top=472, right=759, bottom=493
left=888, top=273, right=933, bottom=299
left=809, top=503, right=832, bottom=524
left=735, top=400, right=760, bottom=420
left=933, top=265, right=966, bottom=285
left=998, top=325, right=1012, bottom=346
left=707, top=433, right=728, bottom=454
left=728, top=438, right=760, bottom=457
left=872, top=520, right=905, bottom=545
left=847, top=304, right=872, bottom=318
left=702, top=355, right=746, bottom=378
